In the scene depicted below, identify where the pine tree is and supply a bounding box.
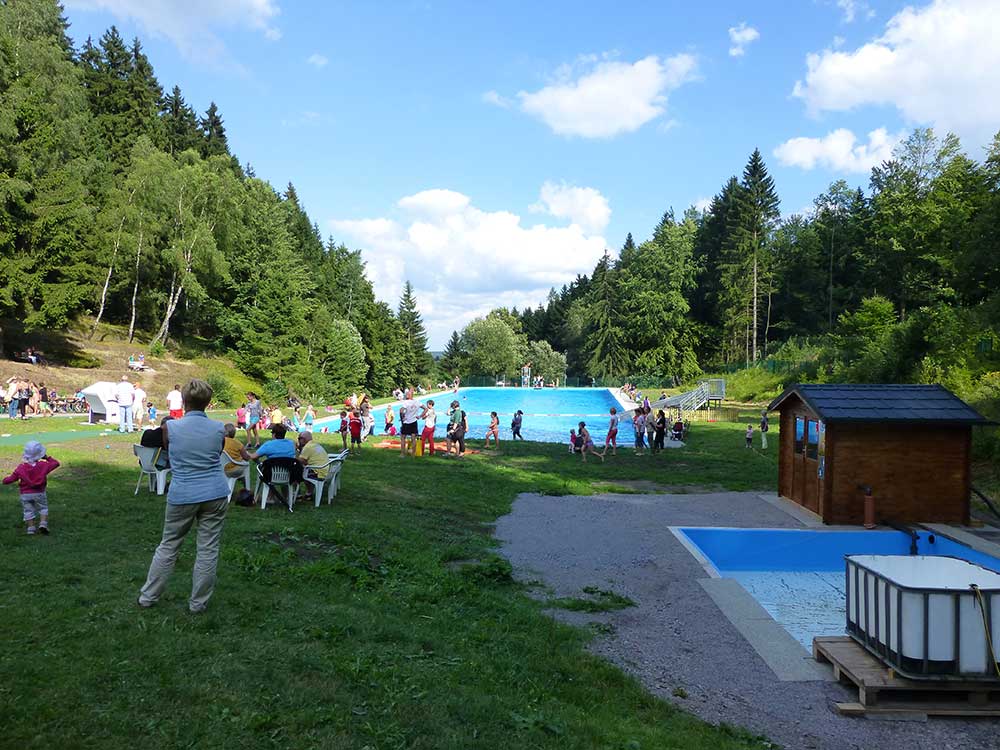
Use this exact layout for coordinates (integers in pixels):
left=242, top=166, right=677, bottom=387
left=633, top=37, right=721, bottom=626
left=200, top=102, right=229, bottom=157
left=161, top=85, right=201, bottom=155
left=586, top=252, right=628, bottom=379
left=733, top=149, right=780, bottom=361
left=397, top=281, right=432, bottom=377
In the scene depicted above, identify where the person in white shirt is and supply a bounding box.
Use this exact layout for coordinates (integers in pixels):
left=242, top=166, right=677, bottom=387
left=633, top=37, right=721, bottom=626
left=166, top=384, right=183, bottom=419
left=398, top=389, right=422, bottom=457
left=133, top=384, right=147, bottom=429
left=116, top=376, right=136, bottom=433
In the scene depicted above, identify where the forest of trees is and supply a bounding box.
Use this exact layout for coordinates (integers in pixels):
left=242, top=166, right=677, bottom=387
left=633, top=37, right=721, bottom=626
left=445, top=134, right=1000, bottom=420
left=0, top=0, right=433, bottom=401
left=3, top=1, right=999, bottom=426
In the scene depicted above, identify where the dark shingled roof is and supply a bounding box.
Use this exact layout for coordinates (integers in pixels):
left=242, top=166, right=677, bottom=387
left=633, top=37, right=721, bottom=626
left=767, top=384, right=995, bottom=425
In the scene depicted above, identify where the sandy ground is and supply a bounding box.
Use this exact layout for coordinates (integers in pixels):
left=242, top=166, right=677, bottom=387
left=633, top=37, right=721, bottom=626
left=495, top=491, right=999, bottom=750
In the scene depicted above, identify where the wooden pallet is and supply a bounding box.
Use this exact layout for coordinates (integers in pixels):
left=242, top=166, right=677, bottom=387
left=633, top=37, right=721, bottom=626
left=813, top=636, right=1000, bottom=718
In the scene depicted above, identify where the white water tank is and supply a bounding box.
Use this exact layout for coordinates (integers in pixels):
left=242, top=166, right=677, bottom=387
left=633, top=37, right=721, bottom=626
left=846, top=554, right=1000, bottom=680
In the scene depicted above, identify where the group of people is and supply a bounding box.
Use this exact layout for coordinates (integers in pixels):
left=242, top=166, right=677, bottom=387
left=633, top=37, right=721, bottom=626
left=3, top=377, right=59, bottom=419
left=566, top=405, right=688, bottom=460
left=343, top=390, right=470, bottom=458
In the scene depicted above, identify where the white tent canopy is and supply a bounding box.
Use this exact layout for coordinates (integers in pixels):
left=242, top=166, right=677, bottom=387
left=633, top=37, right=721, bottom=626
left=81, top=381, right=119, bottom=424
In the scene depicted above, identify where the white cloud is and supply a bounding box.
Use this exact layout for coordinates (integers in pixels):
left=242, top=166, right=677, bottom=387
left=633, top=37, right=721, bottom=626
left=307, top=53, right=328, bottom=68
left=64, top=0, right=281, bottom=62
left=835, top=0, right=874, bottom=23
left=728, top=22, right=760, bottom=57
left=529, top=181, right=611, bottom=233
left=515, top=53, right=698, bottom=138
left=693, top=197, right=712, bottom=212
left=794, top=0, right=1000, bottom=143
left=330, top=188, right=609, bottom=346
left=481, top=90, right=511, bottom=108
left=773, top=127, right=901, bottom=173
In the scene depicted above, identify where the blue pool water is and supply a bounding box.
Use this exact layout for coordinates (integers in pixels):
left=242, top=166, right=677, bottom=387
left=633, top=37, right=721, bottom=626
left=677, top=528, right=1000, bottom=649
left=314, top=387, right=623, bottom=444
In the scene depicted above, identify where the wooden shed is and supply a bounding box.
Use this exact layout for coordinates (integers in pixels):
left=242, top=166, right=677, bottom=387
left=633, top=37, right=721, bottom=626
left=767, top=384, right=994, bottom=526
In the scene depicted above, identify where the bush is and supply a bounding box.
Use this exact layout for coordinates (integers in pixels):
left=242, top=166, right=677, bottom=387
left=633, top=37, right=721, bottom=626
left=205, top=373, right=234, bottom=406
left=149, top=341, right=165, bottom=358
left=66, top=352, right=102, bottom=369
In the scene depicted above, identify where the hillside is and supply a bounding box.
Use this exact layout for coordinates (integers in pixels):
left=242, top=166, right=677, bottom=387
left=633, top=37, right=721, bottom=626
left=1, top=317, right=260, bottom=407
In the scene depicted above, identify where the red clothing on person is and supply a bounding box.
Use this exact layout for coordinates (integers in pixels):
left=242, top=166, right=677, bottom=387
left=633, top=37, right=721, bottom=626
left=3, top=456, right=60, bottom=495
left=348, top=416, right=362, bottom=439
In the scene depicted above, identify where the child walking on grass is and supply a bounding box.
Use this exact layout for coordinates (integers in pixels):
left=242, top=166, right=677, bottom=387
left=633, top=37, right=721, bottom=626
left=3, top=441, right=59, bottom=535
left=745, top=424, right=754, bottom=448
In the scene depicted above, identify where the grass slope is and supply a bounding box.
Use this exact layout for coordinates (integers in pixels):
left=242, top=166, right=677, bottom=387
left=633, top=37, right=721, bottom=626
left=0, top=423, right=776, bottom=750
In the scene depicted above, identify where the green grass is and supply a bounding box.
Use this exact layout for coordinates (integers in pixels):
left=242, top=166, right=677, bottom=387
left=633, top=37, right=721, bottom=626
left=550, top=587, right=636, bottom=613
left=0, top=423, right=777, bottom=749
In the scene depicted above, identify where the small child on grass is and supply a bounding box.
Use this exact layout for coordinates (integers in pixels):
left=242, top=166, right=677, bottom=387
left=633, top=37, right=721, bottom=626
left=338, top=410, right=349, bottom=450
left=3, top=441, right=60, bottom=535
left=745, top=424, right=753, bottom=448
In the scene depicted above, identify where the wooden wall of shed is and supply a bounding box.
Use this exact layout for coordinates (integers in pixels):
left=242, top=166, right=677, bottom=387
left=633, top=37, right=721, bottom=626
left=826, top=424, right=971, bottom=525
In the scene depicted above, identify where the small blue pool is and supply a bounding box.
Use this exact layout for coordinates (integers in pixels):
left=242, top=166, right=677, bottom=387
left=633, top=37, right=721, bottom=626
left=315, top=387, right=625, bottom=444
left=675, top=527, right=1000, bottom=650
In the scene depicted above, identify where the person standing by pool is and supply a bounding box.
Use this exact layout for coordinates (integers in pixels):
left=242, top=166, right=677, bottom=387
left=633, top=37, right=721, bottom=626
left=653, top=409, right=667, bottom=452
left=510, top=410, right=524, bottom=440
left=484, top=411, right=500, bottom=450
left=578, top=422, right=604, bottom=463
left=644, top=405, right=655, bottom=453
left=384, top=405, right=396, bottom=436
left=633, top=409, right=646, bottom=456
left=759, top=410, right=769, bottom=449
left=601, top=407, right=618, bottom=457
left=398, top=389, right=421, bottom=457
left=420, top=399, right=437, bottom=455
left=138, top=379, right=229, bottom=614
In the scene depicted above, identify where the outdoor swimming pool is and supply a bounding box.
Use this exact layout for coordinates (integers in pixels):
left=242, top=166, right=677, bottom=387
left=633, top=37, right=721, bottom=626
left=315, top=387, right=625, bottom=444
left=674, top=527, right=1000, bottom=650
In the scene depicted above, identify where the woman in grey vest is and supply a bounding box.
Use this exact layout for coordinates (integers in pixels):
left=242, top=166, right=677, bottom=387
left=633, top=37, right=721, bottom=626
left=138, top=379, right=229, bottom=613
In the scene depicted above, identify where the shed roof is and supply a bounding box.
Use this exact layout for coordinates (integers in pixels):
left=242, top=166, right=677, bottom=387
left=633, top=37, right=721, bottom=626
left=767, top=384, right=996, bottom=425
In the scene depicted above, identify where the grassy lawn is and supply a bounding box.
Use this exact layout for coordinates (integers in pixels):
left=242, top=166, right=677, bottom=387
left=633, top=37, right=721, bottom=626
left=0, top=422, right=777, bottom=749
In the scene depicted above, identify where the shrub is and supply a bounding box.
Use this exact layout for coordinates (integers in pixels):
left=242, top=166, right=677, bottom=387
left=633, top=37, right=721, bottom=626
left=205, top=373, right=234, bottom=406
left=149, top=341, right=165, bottom=358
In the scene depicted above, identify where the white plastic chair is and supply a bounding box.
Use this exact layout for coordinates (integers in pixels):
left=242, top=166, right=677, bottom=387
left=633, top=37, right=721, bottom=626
left=220, top=452, right=252, bottom=502
left=133, top=444, right=170, bottom=495
left=302, top=450, right=349, bottom=507
left=255, top=460, right=299, bottom=511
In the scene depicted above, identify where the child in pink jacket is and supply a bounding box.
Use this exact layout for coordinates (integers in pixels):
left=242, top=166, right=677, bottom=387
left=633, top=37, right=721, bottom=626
left=3, top=440, right=60, bottom=535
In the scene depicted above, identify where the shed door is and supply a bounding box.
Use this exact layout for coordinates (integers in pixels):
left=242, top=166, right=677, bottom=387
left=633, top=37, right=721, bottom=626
left=792, top=416, right=821, bottom=513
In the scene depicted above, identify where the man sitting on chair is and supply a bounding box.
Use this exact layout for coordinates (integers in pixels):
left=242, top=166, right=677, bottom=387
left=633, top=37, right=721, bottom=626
left=241, top=423, right=296, bottom=462
left=296, top=431, right=328, bottom=499
left=221, top=423, right=245, bottom=478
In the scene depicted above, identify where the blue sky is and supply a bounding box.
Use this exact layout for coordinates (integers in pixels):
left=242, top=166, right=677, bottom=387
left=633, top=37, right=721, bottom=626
left=63, top=1, right=1000, bottom=347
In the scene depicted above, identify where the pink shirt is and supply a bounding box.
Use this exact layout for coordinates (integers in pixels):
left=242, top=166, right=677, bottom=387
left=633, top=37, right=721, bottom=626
left=3, top=457, right=60, bottom=495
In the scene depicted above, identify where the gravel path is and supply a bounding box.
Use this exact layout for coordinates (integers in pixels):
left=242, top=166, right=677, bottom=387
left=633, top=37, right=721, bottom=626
left=495, top=491, right=998, bottom=750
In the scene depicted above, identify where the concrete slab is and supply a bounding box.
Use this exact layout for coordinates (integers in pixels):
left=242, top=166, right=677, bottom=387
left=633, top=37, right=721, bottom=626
left=758, top=493, right=824, bottom=527
left=700, top=578, right=833, bottom=682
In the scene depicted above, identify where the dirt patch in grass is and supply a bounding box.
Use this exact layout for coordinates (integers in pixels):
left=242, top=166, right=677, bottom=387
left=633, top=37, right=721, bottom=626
left=257, top=531, right=340, bottom=562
